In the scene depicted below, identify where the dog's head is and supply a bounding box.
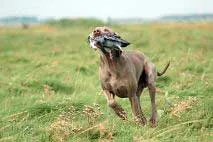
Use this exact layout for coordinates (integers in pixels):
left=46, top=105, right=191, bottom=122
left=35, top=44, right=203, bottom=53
left=88, top=26, right=126, bottom=58
left=88, top=26, right=114, bottom=49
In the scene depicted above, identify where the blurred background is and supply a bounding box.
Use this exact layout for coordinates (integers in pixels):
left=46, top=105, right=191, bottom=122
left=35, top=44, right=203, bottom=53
left=0, top=0, right=213, bottom=142
left=1, top=0, right=213, bottom=25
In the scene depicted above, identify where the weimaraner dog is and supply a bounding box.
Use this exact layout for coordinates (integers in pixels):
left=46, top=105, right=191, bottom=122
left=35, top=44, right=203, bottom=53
left=88, top=26, right=170, bottom=127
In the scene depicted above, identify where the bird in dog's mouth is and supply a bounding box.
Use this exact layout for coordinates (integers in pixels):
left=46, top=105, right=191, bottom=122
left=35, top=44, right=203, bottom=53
left=88, top=26, right=130, bottom=55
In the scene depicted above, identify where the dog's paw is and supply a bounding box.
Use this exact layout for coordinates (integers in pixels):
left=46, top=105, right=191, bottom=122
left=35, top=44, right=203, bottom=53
left=135, top=116, right=147, bottom=126
left=149, top=117, right=157, bottom=127
left=141, top=117, right=147, bottom=125
left=118, top=110, right=128, bottom=120
left=114, top=106, right=128, bottom=120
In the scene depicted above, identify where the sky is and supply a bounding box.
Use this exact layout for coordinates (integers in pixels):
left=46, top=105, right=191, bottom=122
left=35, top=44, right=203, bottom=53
left=1, top=0, right=213, bottom=20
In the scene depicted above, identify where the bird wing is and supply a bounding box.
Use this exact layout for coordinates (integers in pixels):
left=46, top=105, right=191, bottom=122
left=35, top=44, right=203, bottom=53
left=103, top=35, right=130, bottom=47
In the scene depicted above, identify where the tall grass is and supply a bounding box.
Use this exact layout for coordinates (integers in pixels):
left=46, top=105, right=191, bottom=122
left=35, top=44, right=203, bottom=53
left=0, top=22, right=213, bottom=141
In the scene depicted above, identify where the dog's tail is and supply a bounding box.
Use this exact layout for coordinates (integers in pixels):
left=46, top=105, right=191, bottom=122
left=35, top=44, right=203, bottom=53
left=157, top=61, right=170, bottom=76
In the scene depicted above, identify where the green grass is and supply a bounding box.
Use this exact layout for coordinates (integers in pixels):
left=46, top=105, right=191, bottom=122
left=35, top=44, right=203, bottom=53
left=0, top=22, right=213, bottom=142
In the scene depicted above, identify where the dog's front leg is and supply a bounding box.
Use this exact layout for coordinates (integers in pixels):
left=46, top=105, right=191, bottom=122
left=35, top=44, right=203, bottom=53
left=129, top=94, right=147, bottom=125
left=103, top=90, right=128, bottom=120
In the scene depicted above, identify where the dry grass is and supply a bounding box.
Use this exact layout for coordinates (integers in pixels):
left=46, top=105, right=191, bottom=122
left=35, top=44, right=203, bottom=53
left=48, top=105, right=112, bottom=142
left=170, top=97, right=199, bottom=118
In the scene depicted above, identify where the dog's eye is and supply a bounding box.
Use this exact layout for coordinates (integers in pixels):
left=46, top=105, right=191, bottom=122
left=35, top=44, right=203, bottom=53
left=96, top=29, right=100, bottom=33
left=104, top=28, right=109, bottom=32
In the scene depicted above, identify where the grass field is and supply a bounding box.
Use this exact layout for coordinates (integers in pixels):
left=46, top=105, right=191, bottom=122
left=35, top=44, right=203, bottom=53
left=0, top=22, right=213, bottom=142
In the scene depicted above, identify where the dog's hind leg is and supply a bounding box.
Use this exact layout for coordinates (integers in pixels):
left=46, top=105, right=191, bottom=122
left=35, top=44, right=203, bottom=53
left=148, top=83, right=157, bottom=127
left=103, top=90, right=128, bottom=120
left=129, top=94, right=147, bottom=125
left=145, top=63, right=158, bottom=127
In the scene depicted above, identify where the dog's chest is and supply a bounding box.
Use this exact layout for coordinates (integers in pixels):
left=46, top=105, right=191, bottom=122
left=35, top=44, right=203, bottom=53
left=100, top=72, right=136, bottom=98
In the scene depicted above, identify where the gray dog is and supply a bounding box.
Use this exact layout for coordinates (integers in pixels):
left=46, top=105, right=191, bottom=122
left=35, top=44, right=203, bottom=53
left=88, top=26, right=170, bottom=127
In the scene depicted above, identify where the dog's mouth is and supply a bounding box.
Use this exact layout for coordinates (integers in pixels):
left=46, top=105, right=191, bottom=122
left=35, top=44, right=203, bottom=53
left=88, top=36, right=120, bottom=54
left=88, top=35, right=108, bottom=53
left=88, top=35, right=98, bottom=50
left=88, top=35, right=124, bottom=60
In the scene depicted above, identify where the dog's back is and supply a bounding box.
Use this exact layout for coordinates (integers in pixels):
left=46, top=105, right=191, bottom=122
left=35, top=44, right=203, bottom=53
left=123, top=51, right=148, bottom=80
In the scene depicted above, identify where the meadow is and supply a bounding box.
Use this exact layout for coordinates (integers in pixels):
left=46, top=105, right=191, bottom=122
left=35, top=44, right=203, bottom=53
left=0, top=20, right=213, bottom=141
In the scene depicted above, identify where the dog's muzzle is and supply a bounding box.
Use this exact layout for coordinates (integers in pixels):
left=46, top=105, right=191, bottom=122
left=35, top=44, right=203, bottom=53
left=88, top=35, right=98, bottom=50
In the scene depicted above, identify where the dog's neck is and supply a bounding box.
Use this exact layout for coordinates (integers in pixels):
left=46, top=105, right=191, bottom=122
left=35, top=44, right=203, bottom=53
left=99, top=50, right=124, bottom=75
